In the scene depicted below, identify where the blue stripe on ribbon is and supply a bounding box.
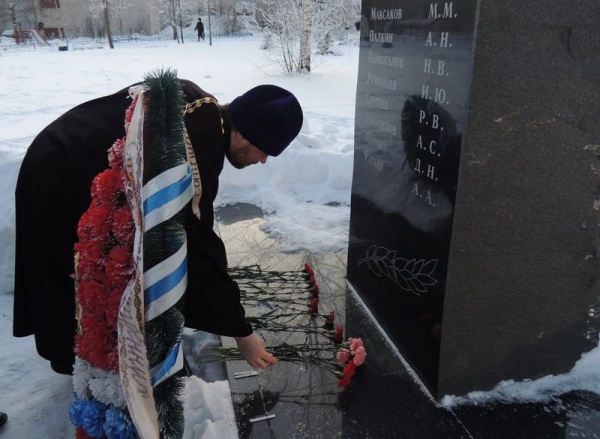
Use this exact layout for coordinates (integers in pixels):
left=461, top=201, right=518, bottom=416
left=143, top=171, right=193, bottom=216
left=151, top=342, right=181, bottom=386
left=144, top=256, right=188, bottom=305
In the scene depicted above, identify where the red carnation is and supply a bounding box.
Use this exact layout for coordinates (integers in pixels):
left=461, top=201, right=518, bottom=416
left=108, top=137, right=126, bottom=169
left=76, top=314, right=117, bottom=370
left=337, top=362, right=356, bottom=388
left=105, top=245, right=134, bottom=285
left=353, top=346, right=367, bottom=366
left=310, top=297, right=319, bottom=313
left=344, top=359, right=357, bottom=378
left=91, top=168, right=120, bottom=205
left=304, top=263, right=314, bottom=276
left=310, top=274, right=320, bottom=295
left=324, top=311, right=335, bottom=329
left=337, top=374, right=352, bottom=387
left=78, top=205, right=112, bottom=243
left=336, top=349, right=351, bottom=365
left=76, top=428, right=95, bottom=439
left=107, top=245, right=132, bottom=266
left=75, top=241, right=106, bottom=279
left=77, top=279, right=107, bottom=311
left=333, top=325, right=344, bottom=344
left=76, top=211, right=94, bottom=243
left=112, top=206, right=134, bottom=245
left=109, top=273, right=130, bottom=296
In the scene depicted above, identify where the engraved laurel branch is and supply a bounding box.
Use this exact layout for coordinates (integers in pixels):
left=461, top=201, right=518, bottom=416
left=357, top=245, right=438, bottom=296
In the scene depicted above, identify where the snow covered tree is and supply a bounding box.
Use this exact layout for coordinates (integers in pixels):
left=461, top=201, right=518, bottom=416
left=215, top=0, right=242, bottom=35
left=257, top=0, right=359, bottom=73
left=154, top=0, right=195, bottom=43
left=257, top=0, right=303, bottom=72
left=196, top=0, right=245, bottom=38
left=299, top=0, right=310, bottom=71
left=84, top=0, right=133, bottom=48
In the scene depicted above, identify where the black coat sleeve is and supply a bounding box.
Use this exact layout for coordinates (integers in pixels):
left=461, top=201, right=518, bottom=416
left=180, top=82, right=252, bottom=337
left=184, top=219, right=252, bottom=337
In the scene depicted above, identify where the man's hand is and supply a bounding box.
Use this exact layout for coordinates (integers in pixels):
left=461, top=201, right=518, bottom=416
left=234, top=333, right=278, bottom=369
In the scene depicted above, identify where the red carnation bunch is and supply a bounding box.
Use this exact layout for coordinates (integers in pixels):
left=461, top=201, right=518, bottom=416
left=226, top=262, right=368, bottom=389
left=73, top=97, right=138, bottom=372
left=335, top=337, right=367, bottom=387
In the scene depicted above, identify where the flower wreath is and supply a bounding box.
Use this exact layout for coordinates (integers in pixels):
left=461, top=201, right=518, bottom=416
left=70, top=70, right=195, bottom=439
left=70, top=97, right=138, bottom=439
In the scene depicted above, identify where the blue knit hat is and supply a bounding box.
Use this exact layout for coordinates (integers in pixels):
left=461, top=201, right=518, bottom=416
left=229, top=85, right=303, bottom=156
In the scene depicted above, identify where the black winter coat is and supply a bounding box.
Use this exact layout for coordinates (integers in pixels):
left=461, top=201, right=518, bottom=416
left=13, top=80, right=252, bottom=370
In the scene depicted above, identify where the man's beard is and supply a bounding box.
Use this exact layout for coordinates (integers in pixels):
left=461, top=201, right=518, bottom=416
left=225, top=148, right=248, bottom=169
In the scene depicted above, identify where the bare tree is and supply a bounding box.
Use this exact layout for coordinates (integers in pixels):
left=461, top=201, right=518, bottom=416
left=3, top=0, right=20, bottom=40
left=102, top=0, right=114, bottom=48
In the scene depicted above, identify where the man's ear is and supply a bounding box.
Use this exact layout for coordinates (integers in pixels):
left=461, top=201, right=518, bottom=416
left=233, top=131, right=249, bottom=146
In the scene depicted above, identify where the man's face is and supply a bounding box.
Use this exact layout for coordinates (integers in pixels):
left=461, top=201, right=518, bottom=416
left=226, top=132, right=269, bottom=169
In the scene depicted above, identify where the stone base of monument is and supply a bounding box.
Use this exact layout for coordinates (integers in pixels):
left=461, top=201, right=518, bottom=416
left=216, top=203, right=600, bottom=439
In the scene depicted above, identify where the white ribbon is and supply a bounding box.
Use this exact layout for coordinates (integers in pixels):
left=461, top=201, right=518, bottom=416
left=119, top=86, right=160, bottom=439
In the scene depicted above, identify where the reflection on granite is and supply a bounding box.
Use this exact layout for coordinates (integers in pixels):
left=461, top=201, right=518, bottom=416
left=214, top=203, right=600, bottom=439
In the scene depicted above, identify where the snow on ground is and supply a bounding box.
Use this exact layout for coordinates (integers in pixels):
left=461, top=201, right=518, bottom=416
left=442, top=343, right=600, bottom=407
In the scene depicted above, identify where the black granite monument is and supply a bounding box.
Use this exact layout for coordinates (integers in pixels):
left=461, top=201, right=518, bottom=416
left=347, top=0, right=600, bottom=398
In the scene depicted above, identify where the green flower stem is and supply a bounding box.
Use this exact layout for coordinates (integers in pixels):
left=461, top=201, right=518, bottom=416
left=237, top=284, right=313, bottom=293
left=229, top=264, right=311, bottom=278
left=239, top=285, right=313, bottom=293
left=251, top=322, right=332, bottom=336
left=239, top=290, right=313, bottom=300
left=199, top=352, right=342, bottom=375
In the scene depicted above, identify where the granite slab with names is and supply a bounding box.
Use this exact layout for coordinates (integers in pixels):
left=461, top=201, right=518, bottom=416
left=348, top=0, right=600, bottom=405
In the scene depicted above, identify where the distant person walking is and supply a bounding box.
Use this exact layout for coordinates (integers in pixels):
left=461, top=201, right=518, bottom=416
left=194, top=18, right=205, bottom=41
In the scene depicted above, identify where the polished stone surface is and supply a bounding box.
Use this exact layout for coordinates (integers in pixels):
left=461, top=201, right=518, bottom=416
left=348, top=0, right=479, bottom=395
left=213, top=203, right=600, bottom=438
left=349, top=0, right=600, bottom=399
